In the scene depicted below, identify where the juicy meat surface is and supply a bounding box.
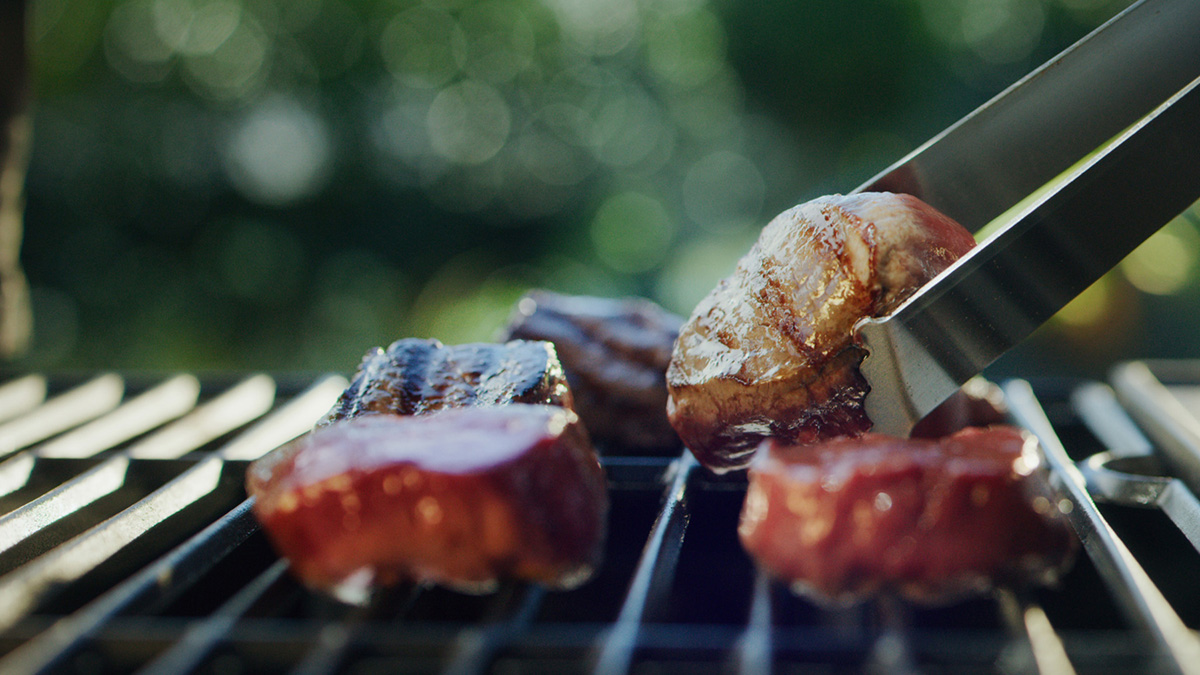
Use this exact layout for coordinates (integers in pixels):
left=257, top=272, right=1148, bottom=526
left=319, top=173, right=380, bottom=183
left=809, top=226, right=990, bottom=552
left=500, top=290, right=684, bottom=452
left=319, top=338, right=573, bottom=426
left=248, top=405, right=608, bottom=601
left=667, top=192, right=976, bottom=472
left=910, top=377, right=1009, bottom=439
left=738, top=427, right=1077, bottom=606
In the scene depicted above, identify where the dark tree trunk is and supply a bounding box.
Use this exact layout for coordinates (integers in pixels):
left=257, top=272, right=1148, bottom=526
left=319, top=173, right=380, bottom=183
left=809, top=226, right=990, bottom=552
left=0, top=0, right=32, bottom=358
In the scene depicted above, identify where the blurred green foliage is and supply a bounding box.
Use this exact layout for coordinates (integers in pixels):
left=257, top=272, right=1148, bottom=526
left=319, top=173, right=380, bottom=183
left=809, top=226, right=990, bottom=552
left=18, top=0, right=1186, bottom=378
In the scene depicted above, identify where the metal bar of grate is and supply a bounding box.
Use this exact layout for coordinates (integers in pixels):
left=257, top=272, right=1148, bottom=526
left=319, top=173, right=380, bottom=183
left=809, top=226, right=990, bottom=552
left=1073, top=381, right=1200, bottom=554
left=0, top=374, right=345, bottom=636
left=996, top=588, right=1077, bottom=675
left=441, top=584, right=546, bottom=675
left=289, top=617, right=361, bottom=675
left=0, top=375, right=47, bottom=425
left=734, top=571, right=772, bottom=675
left=127, top=374, right=277, bottom=460
left=35, top=374, right=201, bottom=459
left=1072, top=382, right=1155, bottom=459
left=0, top=374, right=348, bottom=674
left=1113, top=362, right=1200, bottom=489
left=1005, top=379, right=1200, bottom=675
left=0, top=499, right=262, bottom=675
left=0, top=375, right=276, bottom=557
left=136, top=559, right=292, bottom=675
left=0, top=454, right=228, bottom=631
left=0, top=371, right=1198, bottom=673
left=286, top=590, right=420, bottom=675
left=219, top=375, right=347, bottom=462
left=865, top=597, right=918, bottom=675
left=592, top=451, right=696, bottom=675
left=0, top=375, right=124, bottom=461
left=0, top=454, right=131, bottom=559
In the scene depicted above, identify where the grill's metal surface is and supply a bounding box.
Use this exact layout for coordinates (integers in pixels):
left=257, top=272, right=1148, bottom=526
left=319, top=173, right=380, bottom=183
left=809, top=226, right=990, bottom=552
left=0, top=369, right=1198, bottom=674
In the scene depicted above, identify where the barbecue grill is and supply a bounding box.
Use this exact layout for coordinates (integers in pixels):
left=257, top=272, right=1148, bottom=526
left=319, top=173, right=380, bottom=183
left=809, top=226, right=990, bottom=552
left=0, top=366, right=1198, bottom=674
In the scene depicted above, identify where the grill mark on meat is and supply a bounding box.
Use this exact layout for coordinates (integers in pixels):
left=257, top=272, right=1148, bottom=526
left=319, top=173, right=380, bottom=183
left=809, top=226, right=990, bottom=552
left=666, top=193, right=976, bottom=472
left=319, top=338, right=573, bottom=428
left=756, top=263, right=806, bottom=354
left=500, top=291, right=684, bottom=451
left=400, top=339, right=440, bottom=413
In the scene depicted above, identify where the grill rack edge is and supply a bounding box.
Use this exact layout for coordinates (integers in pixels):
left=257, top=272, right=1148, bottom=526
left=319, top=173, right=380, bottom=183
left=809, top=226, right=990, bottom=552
left=0, top=370, right=1197, bottom=674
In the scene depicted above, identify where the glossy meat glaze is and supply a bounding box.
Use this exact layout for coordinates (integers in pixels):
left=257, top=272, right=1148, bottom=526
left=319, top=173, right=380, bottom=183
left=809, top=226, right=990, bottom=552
left=319, top=338, right=574, bottom=425
left=248, top=406, right=607, bottom=602
left=501, top=290, right=683, bottom=452
left=667, top=192, right=977, bottom=472
left=739, top=426, right=1076, bottom=605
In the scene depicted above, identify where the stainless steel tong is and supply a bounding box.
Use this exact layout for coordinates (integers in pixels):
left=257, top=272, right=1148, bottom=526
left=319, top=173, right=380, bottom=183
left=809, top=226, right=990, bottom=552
left=856, top=0, right=1200, bottom=436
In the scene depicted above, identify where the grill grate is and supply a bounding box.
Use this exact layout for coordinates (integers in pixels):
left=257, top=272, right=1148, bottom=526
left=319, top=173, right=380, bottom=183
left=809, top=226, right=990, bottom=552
left=0, top=368, right=1198, bottom=674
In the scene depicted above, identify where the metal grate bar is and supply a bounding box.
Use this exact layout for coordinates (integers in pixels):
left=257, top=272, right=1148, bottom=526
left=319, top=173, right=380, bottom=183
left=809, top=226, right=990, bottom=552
left=442, top=584, right=546, bottom=675
left=1108, top=363, right=1200, bottom=553
left=0, top=454, right=131, bottom=559
left=36, top=375, right=201, bottom=459
left=1072, top=382, right=1155, bottom=459
left=0, top=454, right=228, bottom=632
left=0, top=374, right=343, bottom=636
left=0, top=375, right=267, bottom=556
left=1005, top=379, right=1200, bottom=675
left=734, top=571, right=773, bottom=675
left=127, top=374, right=277, bottom=460
left=0, top=375, right=125, bottom=461
left=591, top=451, right=696, bottom=675
left=0, top=499, right=261, bottom=675
left=865, top=597, right=918, bottom=675
left=219, top=374, right=347, bottom=462
left=1019, top=602, right=1075, bottom=675
left=0, top=450, right=34, bottom=505
left=1113, top=362, right=1200, bottom=490
left=996, top=588, right=1076, bottom=675
left=289, top=619, right=361, bottom=675
left=287, top=585, right=425, bottom=675
left=1074, top=381, right=1200, bottom=554
left=136, top=559, right=292, bottom=675
left=0, top=375, right=46, bottom=425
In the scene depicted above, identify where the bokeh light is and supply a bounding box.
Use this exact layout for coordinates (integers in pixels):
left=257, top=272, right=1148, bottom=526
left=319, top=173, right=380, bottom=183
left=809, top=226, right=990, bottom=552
left=1052, top=275, right=1115, bottom=329
left=17, top=0, right=1190, bottom=380
left=426, top=80, right=511, bottom=165
left=1121, top=215, right=1200, bottom=296
left=224, top=95, right=332, bottom=206
left=545, top=0, right=640, bottom=56
left=919, top=0, right=1046, bottom=65
left=655, top=232, right=758, bottom=315
left=590, top=192, right=675, bottom=274
left=682, top=150, right=764, bottom=234
left=380, top=6, right=466, bottom=89
left=644, top=5, right=725, bottom=89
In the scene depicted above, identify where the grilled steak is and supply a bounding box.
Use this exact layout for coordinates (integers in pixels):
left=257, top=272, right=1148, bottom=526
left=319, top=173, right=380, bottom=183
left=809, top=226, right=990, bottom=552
left=666, top=192, right=976, bottom=472
left=248, top=404, right=608, bottom=601
left=500, top=290, right=683, bottom=452
left=319, top=338, right=573, bottom=425
left=738, top=426, right=1076, bottom=606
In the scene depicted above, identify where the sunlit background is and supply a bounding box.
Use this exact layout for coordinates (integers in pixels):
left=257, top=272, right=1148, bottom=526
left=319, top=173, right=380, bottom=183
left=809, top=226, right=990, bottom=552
left=13, top=0, right=1196, bottom=379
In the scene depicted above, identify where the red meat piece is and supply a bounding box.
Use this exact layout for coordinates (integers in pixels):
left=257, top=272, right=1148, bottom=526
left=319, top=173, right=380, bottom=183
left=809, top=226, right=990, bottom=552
left=739, top=426, right=1076, bottom=605
left=248, top=404, right=607, bottom=602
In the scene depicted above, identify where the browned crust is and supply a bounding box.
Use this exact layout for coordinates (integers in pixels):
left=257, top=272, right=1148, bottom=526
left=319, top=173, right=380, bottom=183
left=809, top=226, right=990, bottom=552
left=666, top=193, right=976, bottom=472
